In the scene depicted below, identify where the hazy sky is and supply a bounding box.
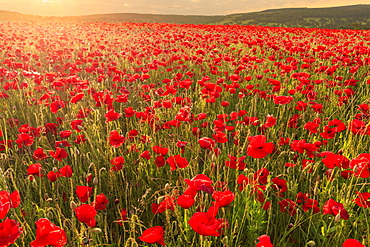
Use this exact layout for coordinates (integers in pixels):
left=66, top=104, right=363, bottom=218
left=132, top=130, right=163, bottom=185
left=1, top=0, right=369, bottom=16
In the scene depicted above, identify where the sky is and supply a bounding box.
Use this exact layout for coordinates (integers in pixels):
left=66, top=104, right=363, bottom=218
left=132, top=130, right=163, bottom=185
left=0, top=0, right=369, bottom=16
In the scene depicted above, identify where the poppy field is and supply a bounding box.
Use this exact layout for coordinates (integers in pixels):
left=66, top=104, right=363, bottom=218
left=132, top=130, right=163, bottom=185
left=0, top=21, right=370, bottom=246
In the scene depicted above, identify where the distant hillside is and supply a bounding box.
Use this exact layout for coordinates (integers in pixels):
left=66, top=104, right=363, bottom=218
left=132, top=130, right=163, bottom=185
left=1, top=5, right=370, bottom=29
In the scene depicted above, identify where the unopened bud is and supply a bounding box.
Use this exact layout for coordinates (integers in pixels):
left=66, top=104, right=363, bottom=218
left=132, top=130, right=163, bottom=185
left=70, top=201, right=77, bottom=210
left=307, top=240, right=316, bottom=246
left=90, top=228, right=102, bottom=234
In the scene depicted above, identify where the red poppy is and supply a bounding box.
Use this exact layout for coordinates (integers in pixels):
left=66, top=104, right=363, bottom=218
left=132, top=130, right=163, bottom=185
left=353, top=192, right=370, bottom=208
left=47, top=171, right=59, bottom=182
left=116, top=209, right=127, bottom=226
left=50, top=100, right=65, bottom=114
left=9, top=191, right=20, bottom=208
left=59, top=165, right=73, bottom=177
left=108, top=130, right=125, bottom=148
left=49, top=148, right=68, bottom=162
left=212, top=131, right=228, bottom=143
left=138, top=226, right=165, bottom=246
left=110, top=156, right=124, bottom=171
left=177, top=194, right=195, bottom=209
left=75, top=186, right=93, bottom=203
left=198, top=137, right=215, bottom=150
left=279, top=199, right=297, bottom=216
left=273, top=95, right=293, bottom=105
left=247, top=135, right=275, bottom=159
left=71, top=119, right=84, bottom=132
left=27, top=163, right=43, bottom=178
left=349, top=153, right=370, bottom=178
left=0, top=218, right=22, bottom=246
left=33, top=148, right=49, bottom=161
left=104, top=108, right=122, bottom=123
left=152, top=145, right=169, bottom=156
left=212, top=191, right=235, bottom=207
left=342, top=239, right=365, bottom=247
left=188, top=212, right=226, bottom=237
left=154, top=155, right=166, bottom=168
left=70, top=93, right=84, bottom=104
left=184, top=174, right=214, bottom=193
left=93, top=193, right=109, bottom=211
left=322, top=153, right=350, bottom=169
left=322, top=198, right=349, bottom=220
left=166, top=155, right=189, bottom=171
left=16, top=133, right=34, bottom=148
left=59, top=130, right=72, bottom=139
left=255, top=235, right=274, bottom=247
left=140, top=150, right=151, bottom=160
left=73, top=135, right=86, bottom=144
left=151, top=196, right=176, bottom=214
left=30, top=218, right=67, bottom=247
left=74, top=204, right=97, bottom=227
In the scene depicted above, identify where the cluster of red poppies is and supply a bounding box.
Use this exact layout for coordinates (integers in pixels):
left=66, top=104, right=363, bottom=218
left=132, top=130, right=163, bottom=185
left=0, top=21, right=369, bottom=246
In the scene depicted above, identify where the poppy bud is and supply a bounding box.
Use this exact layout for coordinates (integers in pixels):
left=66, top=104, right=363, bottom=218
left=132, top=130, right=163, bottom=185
left=307, top=240, right=316, bottom=246
left=70, top=201, right=77, bottom=210
left=90, top=228, right=102, bottom=234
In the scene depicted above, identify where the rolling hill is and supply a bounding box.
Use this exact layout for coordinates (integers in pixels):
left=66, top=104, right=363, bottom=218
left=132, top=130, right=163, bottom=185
left=1, top=5, right=370, bottom=29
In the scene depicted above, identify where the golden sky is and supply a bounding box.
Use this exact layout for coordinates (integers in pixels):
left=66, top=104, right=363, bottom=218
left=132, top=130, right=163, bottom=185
left=0, top=0, right=369, bottom=16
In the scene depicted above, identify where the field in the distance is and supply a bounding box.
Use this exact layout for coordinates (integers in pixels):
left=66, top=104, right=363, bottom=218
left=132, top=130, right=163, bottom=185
left=0, top=22, right=370, bottom=246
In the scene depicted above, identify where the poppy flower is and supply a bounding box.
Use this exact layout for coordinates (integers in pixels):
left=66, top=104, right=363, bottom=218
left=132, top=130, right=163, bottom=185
left=108, top=130, right=125, bottom=148
left=0, top=218, right=22, bottom=246
left=27, top=163, right=43, bottom=178
left=59, top=130, right=72, bottom=139
left=110, top=156, right=124, bottom=171
left=47, top=171, right=59, bottom=182
left=9, top=191, right=20, bottom=208
left=212, top=191, right=235, bottom=207
left=33, top=148, right=49, bottom=161
left=273, top=95, right=293, bottom=105
left=59, top=165, right=73, bottom=177
left=152, top=145, right=169, bottom=156
left=104, top=108, right=122, bottom=123
left=184, top=174, right=214, bottom=194
left=151, top=196, right=176, bottom=214
left=70, top=93, right=84, bottom=103
left=16, top=133, right=34, bottom=148
left=166, top=155, right=189, bottom=171
left=322, top=198, right=349, bottom=220
left=188, top=212, right=226, bottom=237
left=116, top=209, right=127, bottom=226
left=198, top=137, right=215, bottom=150
left=353, top=192, right=370, bottom=208
left=177, top=194, right=195, bottom=209
left=71, top=119, right=84, bottom=132
left=342, top=239, right=365, bottom=247
left=154, top=155, right=166, bottom=168
left=247, top=135, right=275, bottom=159
left=74, top=204, right=97, bottom=227
left=73, top=135, right=86, bottom=144
left=349, top=153, right=370, bottom=178
left=49, top=148, right=68, bottom=162
left=0, top=191, right=11, bottom=219
left=140, top=150, right=151, bottom=160
left=50, top=100, right=65, bottom=114
left=255, top=235, right=274, bottom=247
left=138, top=226, right=165, bottom=246
left=93, top=194, right=109, bottom=211
left=279, top=199, right=297, bottom=216
left=75, top=186, right=93, bottom=203
left=30, top=218, right=67, bottom=247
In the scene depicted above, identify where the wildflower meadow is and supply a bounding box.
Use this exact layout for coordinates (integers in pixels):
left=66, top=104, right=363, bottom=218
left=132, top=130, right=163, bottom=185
left=0, top=22, right=370, bottom=246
